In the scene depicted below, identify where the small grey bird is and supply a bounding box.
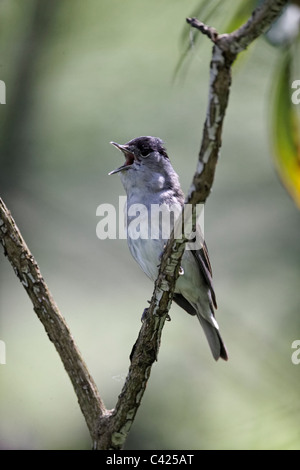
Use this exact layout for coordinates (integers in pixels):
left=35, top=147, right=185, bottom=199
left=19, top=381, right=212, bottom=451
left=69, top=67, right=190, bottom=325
left=109, top=136, right=228, bottom=361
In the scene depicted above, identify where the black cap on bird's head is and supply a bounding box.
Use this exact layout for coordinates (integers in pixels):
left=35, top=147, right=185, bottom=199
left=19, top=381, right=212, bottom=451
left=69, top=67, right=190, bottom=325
left=109, top=136, right=169, bottom=175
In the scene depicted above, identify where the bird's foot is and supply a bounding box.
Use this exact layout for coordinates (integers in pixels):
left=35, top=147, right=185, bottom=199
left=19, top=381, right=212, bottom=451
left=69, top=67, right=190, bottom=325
left=141, top=307, right=149, bottom=322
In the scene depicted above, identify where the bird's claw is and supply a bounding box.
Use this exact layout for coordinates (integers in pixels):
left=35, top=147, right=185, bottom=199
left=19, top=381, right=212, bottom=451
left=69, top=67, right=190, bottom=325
left=141, top=307, right=149, bottom=322
left=141, top=307, right=171, bottom=322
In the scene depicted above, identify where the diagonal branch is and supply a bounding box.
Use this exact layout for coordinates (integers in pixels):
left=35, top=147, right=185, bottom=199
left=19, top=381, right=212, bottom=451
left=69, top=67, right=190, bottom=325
left=95, top=232, right=188, bottom=449
left=0, top=198, right=107, bottom=443
left=186, top=0, right=289, bottom=205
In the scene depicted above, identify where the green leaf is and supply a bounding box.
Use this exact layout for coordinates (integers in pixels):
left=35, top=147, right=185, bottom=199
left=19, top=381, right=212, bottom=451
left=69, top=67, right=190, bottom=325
left=271, top=49, right=300, bottom=208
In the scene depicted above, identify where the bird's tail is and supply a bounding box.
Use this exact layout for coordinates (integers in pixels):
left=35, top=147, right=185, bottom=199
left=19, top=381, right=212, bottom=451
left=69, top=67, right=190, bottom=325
left=172, top=293, right=228, bottom=361
left=197, top=315, right=228, bottom=361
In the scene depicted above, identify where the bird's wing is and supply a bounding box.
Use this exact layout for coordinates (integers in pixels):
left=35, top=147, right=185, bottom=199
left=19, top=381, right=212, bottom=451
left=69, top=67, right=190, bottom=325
left=173, top=293, right=196, bottom=316
left=191, top=241, right=217, bottom=309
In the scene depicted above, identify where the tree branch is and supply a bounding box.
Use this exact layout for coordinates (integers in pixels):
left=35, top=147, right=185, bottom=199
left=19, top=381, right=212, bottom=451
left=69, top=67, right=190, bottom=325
left=95, top=234, right=188, bottom=449
left=186, top=18, right=218, bottom=43
left=0, top=198, right=106, bottom=443
left=186, top=0, right=289, bottom=205
left=0, top=0, right=289, bottom=450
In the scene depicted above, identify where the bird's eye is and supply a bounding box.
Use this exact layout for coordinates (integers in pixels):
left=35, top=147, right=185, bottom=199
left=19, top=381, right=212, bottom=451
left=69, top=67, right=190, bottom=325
left=139, top=146, right=151, bottom=158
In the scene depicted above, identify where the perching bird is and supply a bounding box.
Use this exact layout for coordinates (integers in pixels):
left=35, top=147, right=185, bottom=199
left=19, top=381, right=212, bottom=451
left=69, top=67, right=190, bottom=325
left=109, top=136, right=228, bottom=361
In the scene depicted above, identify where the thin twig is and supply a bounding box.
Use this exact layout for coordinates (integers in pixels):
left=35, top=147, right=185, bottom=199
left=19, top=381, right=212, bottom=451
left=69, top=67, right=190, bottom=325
left=186, top=18, right=218, bottom=42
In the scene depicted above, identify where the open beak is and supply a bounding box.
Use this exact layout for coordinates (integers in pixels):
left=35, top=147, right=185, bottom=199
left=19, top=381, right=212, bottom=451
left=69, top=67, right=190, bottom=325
left=109, top=142, right=135, bottom=175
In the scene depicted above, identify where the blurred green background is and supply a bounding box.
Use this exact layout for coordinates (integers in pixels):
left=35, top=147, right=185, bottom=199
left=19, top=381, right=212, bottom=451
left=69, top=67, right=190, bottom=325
left=1, top=0, right=300, bottom=450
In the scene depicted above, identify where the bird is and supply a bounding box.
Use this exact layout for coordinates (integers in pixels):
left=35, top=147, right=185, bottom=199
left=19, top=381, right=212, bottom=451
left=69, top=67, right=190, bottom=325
left=109, top=136, right=228, bottom=361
